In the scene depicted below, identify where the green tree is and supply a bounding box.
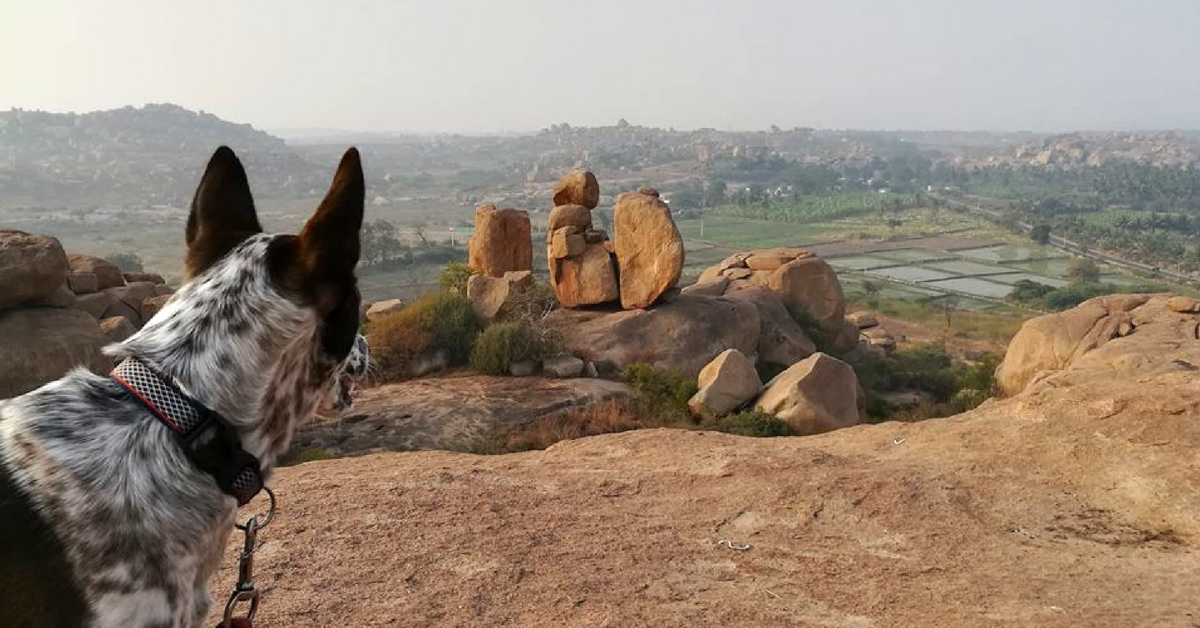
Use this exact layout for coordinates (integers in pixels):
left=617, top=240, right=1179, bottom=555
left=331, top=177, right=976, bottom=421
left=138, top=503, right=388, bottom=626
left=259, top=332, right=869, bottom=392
left=1030, top=224, right=1051, bottom=245
left=1067, top=257, right=1101, bottom=284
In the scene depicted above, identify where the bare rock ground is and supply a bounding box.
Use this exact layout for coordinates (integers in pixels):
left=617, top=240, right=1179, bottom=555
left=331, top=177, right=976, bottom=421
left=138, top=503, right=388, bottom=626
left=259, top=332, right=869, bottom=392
left=210, top=296, right=1200, bottom=626
left=291, top=375, right=632, bottom=455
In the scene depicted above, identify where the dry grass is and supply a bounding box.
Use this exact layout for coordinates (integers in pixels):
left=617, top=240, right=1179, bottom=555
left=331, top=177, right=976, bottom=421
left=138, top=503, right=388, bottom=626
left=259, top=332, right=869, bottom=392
left=502, top=399, right=655, bottom=451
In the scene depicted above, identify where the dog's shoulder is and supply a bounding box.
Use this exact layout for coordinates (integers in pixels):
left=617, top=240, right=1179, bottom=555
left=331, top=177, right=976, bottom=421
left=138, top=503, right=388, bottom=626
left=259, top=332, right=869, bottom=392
left=0, top=440, right=91, bottom=627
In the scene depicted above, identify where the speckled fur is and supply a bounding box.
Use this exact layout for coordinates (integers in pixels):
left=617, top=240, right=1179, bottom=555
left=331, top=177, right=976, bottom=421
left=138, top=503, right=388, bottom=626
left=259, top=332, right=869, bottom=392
left=0, top=147, right=366, bottom=628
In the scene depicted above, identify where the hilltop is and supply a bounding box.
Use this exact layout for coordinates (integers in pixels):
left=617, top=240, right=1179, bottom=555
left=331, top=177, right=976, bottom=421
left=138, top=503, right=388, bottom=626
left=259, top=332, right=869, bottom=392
left=0, top=104, right=324, bottom=205
left=207, top=295, right=1200, bottom=627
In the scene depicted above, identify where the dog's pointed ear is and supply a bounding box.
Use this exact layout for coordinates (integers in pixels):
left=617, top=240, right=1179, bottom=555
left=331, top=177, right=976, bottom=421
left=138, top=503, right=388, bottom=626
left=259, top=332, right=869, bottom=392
left=186, top=146, right=263, bottom=277
left=294, top=147, right=364, bottom=310
left=300, top=147, right=364, bottom=273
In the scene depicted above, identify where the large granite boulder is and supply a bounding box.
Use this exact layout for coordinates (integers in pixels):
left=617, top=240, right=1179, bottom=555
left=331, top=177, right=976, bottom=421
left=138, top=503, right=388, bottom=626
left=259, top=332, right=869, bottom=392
left=0, top=307, right=111, bottom=397
left=548, top=204, right=593, bottom=232
left=688, top=349, right=762, bottom=420
left=549, top=242, right=619, bottom=308
left=466, top=275, right=511, bottom=323
left=613, top=191, right=684, bottom=309
left=552, top=170, right=600, bottom=209
left=996, top=294, right=1149, bottom=396
left=723, top=286, right=815, bottom=369
left=68, top=254, right=125, bottom=290
left=0, top=230, right=69, bottom=310
left=467, top=204, right=532, bottom=277
left=547, top=295, right=759, bottom=379
left=754, top=352, right=860, bottom=435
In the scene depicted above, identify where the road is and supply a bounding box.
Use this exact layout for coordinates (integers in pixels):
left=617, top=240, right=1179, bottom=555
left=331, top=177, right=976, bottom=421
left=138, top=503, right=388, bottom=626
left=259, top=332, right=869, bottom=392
left=930, top=193, right=1198, bottom=286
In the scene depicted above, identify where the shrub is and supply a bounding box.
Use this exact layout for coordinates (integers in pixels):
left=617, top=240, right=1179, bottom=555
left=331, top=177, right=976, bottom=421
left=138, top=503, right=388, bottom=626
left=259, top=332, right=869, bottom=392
left=367, top=292, right=480, bottom=380
left=470, top=322, right=545, bottom=375
left=622, top=363, right=698, bottom=422
left=106, top=251, right=144, bottom=272
left=278, top=448, right=337, bottom=467
left=438, top=261, right=475, bottom=294
left=702, top=411, right=794, bottom=437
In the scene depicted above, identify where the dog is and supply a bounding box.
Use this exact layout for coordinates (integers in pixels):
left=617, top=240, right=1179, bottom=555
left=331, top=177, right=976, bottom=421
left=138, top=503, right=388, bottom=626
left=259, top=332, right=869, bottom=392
left=0, top=145, right=367, bottom=628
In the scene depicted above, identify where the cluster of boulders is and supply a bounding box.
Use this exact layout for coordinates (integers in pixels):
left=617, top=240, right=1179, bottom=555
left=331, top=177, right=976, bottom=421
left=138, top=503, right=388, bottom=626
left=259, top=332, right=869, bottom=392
left=687, top=348, right=862, bottom=436
left=845, top=310, right=897, bottom=356
left=546, top=170, right=683, bottom=310
left=0, top=230, right=174, bottom=397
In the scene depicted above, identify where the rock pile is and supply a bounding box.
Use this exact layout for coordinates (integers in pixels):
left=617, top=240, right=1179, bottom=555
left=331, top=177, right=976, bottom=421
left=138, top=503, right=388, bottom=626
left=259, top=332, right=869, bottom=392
left=0, top=231, right=179, bottom=397
left=684, top=347, right=863, bottom=435
left=845, top=310, right=896, bottom=355
left=697, top=248, right=846, bottom=338
left=467, top=204, right=532, bottom=277
left=466, top=270, right=534, bottom=323
left=546, top=170, right=683, bottom=310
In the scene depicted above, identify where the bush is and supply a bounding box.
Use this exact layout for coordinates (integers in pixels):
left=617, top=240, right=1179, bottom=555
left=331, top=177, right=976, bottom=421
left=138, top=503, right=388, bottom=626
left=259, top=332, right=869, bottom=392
left=701, top=411, right=794, bottom=437
left=106, top=251, right=144, bottom=272
left=368, top=292, right=480, bottom=380
left=470, top=322, right=545, bottom=375
left=622, top=363, right=698, bottom=422
left=438, top=261, right=475, bottom=294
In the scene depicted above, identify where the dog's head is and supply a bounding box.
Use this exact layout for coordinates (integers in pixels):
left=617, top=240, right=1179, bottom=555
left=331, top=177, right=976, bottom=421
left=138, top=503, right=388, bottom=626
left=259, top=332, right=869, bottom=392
left=125, top=146, right=366, bottom=463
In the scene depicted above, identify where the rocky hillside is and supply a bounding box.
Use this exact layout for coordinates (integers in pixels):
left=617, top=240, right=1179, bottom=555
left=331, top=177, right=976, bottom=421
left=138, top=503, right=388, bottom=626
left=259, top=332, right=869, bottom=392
left=0, top=104, right=325, bottom=205
left=209, top=294, right=1200, bottom=627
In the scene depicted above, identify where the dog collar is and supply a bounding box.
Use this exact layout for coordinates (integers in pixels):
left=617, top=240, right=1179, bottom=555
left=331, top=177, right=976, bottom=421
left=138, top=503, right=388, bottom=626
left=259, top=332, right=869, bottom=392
left=111, top=357, right=264, bottom=506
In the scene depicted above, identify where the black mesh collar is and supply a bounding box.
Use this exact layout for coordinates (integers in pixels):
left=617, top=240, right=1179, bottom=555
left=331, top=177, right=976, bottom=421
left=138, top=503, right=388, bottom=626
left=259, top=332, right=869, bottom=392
left=111, top=357, right=264, bottom=506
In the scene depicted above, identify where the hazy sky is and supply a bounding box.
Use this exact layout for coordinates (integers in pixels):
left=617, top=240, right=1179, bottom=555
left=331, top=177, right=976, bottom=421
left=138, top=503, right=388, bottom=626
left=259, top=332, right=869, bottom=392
left=3, top=0, right=1198, bottom=133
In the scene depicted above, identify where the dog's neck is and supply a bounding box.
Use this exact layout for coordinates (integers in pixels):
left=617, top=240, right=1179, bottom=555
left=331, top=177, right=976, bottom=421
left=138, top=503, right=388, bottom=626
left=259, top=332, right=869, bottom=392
left=112, top=236, right=336, bottom=468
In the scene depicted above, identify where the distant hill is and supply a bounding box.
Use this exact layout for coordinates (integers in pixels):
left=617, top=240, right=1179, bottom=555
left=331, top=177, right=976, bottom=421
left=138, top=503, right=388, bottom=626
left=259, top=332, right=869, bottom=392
left=0, top=104, right=326, bottom=206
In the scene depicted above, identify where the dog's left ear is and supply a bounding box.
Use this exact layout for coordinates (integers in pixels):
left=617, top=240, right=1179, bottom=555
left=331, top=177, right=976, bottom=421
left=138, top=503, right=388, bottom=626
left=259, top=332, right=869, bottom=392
left=295, top=147, right=364, bottom=312
left=186, top=146, right=264, bottom=278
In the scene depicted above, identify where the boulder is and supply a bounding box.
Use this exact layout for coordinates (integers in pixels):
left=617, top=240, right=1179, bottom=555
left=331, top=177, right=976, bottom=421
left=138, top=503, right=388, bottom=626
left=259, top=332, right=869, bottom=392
left=141, top=294, right=173, bottom=322
left=467, top=205, right=532, bottom=277
left=509, top=360, right=537, bottom=377
left=0, top=230, right=69, bottom=310
left=583, top=229, right=608, bottom=244
left=745, top=248, right=809, bottom=272
left=543, top=355, right=585, bottom=378
left=153, top=284, right=175, bottom=297
left=99, top=316, right=137, bottom=343
left=547, top=295, right=761, bottom=379
left=637, top=186, right=659, bottom=197
left=996, top=295, right=1150, bottom=396
left=67, top=270, right=100, bottom=295
left=101, top=282, right=157, bottom=327
left=681, top=276, right=730, bottom=298
left=0, top=307, right=111, bottom=398
left=548, top=228, right=586, bottom=259
left=846, top=311, right=879, bottom=329
left=68, top=254, right=124, bottom=289
left=688, top=349, right=762, bottom=420
left=754, top=353, right=861, bottom=435
left=613, top=191, right=684, bottom=309
left=552, top=170, right=600, bottom=209
left=766, top=256, right=846, bottom=336
left=123, top=272, right=165, bottom=285
left=724, top=287, right=815, bottom=369
left=75, top=291, right=114, bottom=319
left=830, top=319, right=862, bottom=355
left=466, top=275, right=510, bottom=323
left=366, top=299, right=405, bottom=322
left=30, top=284, right=76, bottom=308
left=503, top=270, right=534, bottom=290
left=549, top=243, right=619, bottom=308
left=548, top=204, right=593, bottom=232
left=1166, top=296, right=1200, bottom=314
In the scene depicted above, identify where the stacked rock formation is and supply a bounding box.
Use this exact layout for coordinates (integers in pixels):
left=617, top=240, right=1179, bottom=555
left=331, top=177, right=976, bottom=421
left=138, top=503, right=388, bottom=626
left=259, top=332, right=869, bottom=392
left=546, top=171, right=619, bottom=307
left=845, top=310, right=897, bottom=355
left=467, top=204, right=532, bottom=277
left=546, top=171, right=684, bottom=310
left=0, top=230, right=174, bottom=397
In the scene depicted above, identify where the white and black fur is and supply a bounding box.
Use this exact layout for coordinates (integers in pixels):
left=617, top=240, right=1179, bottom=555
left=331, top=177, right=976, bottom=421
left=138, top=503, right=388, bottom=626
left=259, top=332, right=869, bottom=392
left=0, top=146, right=367, bottom=628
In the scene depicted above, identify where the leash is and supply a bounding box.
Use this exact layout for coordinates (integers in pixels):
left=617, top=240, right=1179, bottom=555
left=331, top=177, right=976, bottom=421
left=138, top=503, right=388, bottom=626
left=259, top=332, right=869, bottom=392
left=218, top=486, right=277, bottom=628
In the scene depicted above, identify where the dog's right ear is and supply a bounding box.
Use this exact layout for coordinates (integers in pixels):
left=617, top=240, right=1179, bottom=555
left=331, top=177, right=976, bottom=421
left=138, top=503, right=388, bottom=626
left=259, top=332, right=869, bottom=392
left=185, top=146, right=263, bottom=278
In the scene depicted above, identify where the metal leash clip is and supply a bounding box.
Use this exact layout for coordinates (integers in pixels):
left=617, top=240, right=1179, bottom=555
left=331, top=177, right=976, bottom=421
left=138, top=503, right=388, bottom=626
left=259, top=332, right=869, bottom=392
left=222, top=486, right=276, bottom=628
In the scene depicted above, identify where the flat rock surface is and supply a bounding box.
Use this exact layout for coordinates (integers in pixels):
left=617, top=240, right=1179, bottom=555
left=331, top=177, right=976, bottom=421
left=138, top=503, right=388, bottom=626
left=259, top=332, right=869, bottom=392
left=290, top=375, right=632, bottom=455
left=218, top=381, right=1199, bottom=626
